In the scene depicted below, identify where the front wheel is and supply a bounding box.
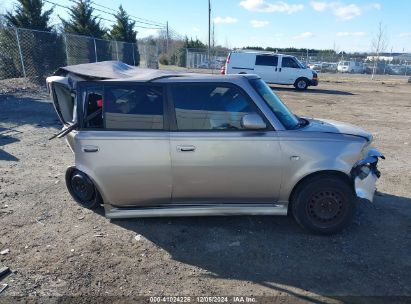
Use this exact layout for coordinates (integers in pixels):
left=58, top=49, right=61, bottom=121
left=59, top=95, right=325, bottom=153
left=291, top=175, right=356, bottom=234
left=294, top=78, right=308, bottom=90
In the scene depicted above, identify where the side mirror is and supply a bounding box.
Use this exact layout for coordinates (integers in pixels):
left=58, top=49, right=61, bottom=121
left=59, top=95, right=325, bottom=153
left=241, top=114, right=267, bottom=130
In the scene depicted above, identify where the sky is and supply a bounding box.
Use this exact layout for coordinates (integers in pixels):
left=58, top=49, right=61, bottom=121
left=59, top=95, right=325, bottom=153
left=2, top=0, right=411, bottom=52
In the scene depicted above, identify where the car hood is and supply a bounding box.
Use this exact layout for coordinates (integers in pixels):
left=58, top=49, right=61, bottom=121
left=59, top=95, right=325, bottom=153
left=301, top=118, right=372, bottom=141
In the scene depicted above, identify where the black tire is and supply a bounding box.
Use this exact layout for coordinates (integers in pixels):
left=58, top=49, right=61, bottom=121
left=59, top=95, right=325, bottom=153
left=291, top=175, right=356, bottom=235
left=65, top=167, right=102, bottom=209
left=294, top=78, right=308, bottom=90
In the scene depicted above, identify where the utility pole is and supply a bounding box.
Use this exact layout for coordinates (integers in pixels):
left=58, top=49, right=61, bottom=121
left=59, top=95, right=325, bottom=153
left=208, top=0, right=211, bottom=69
left=166, top=21, right=169, bottom=55
left=212, top=22, right=215, bottom=49
left=212, top=21, right=215, bottom=73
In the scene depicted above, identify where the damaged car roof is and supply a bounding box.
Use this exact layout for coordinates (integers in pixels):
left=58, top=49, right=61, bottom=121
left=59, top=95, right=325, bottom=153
left=54, top=60, right=207, bottom=81
left=53, top=61, right=259, bottom=82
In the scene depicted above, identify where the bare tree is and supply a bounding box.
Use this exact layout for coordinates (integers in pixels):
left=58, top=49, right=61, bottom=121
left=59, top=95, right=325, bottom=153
left=371, top=21, right=388, bottom=79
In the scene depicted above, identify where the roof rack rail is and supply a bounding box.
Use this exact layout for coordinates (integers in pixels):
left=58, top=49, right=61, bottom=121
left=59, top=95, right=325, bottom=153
left=147, top=75, right=184, bottom=82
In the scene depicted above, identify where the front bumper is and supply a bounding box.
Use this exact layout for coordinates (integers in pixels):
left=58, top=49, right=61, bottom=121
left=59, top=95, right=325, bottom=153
left=309, top=78, right=318, bottom=86
left=352, top=148, right=385, bottom=202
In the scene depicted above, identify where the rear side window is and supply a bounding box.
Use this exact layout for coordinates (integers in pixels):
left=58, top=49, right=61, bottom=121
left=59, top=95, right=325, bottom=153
left=171, top=84, right=258, bottom=131
left=104, top=85, right=164, bottom=130
left=82, top=85, right=104, bottom=129
left=281, top=57, right=300, bottom=68
left=255, top=55, right=278, bottom=67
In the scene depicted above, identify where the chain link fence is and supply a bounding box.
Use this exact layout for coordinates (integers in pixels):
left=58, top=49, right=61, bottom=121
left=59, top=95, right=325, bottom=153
left=273, top=51, right=411, bottom=75
left=185, top=48, right=230, bottom=73
left=185, top=48, right=411, bottom=76
left=0, top=26, right=160, bottom=80
left=1, top=26, right=410, bottom=80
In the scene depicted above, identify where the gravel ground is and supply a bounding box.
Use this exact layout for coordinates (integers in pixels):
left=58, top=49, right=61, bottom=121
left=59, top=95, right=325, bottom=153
left=0, top=76, right=410, bottom=303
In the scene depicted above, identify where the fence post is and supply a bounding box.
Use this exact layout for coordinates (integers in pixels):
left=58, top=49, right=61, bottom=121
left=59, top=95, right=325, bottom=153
left=93, top=38, right=98, bottom=62
left=115, top=41, right=119, bottom=61
left=132, top=43, right=136, bottom=66
left=143, top=44, right=146, bottom=67
left=64, top=34, right=69, bottom=65
left=15, top=28, right=26, bottom=78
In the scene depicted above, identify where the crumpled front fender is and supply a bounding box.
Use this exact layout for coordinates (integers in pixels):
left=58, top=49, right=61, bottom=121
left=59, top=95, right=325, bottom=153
left=351, top=148, right=385, bottom=202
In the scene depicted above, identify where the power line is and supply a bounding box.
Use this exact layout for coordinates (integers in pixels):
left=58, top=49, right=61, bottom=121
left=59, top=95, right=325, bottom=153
left=91, top=1, right=166, bottom=27
left=65, top=0, right=164, bottom=28
left=44, top=0, right=163, bottom=29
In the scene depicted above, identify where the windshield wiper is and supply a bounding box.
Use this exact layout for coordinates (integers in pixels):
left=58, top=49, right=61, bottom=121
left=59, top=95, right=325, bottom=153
left=293, top=116, right=309, bottom=129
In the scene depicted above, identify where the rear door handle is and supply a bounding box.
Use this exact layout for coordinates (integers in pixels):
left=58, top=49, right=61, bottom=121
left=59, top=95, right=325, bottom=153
left=176, top=145, right=196, bottom=152
left=82, top=145, right=99, bottom=153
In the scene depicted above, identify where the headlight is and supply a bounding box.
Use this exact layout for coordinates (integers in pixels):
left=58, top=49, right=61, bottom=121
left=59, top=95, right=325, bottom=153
left=358, top=165, right=371, bottom=180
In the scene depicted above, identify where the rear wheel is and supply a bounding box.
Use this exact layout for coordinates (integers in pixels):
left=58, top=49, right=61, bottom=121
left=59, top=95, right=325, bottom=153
left=65, top=167, right=102, bottom=209
left=294, top=78, right=308, bottom=90
left=291, top=175, right=356, bottom=234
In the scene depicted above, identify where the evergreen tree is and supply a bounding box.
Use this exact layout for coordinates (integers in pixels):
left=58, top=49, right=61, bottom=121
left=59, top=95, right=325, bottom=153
left=5, top=0, right=53, bottom=31
left=109, top=6, right=136, bottom=43
left=1, top=0, right=63, bottom=79
left=174, top=36, right=206, bottom=67
left=61, top=0, right=106, bottom=38
left=107, top=6, right=140, bottom=66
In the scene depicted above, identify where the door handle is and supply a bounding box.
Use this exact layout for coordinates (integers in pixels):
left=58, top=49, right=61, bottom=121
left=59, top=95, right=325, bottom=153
left=176, top=145, right=196, bottom=152
left=279, top=68, right=282, bottom=72
left=275, top=67, right=277, bottom=72
left=82, top=145, right=99, bottom=153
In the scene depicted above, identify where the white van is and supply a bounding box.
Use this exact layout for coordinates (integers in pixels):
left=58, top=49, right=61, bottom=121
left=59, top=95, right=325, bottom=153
left=337, top=61, right=364, bottom=73
left=223, top=50, right=318, bottom=90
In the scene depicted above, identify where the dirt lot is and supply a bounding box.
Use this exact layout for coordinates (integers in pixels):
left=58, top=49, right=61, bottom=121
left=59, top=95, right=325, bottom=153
left=0, top=75, right=410, bottom=303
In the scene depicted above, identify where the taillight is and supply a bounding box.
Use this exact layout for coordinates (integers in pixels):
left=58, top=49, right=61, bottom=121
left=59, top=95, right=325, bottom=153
left=220, top=66, right=225, bottom=75
left=226, top=52, right=231, bottom=65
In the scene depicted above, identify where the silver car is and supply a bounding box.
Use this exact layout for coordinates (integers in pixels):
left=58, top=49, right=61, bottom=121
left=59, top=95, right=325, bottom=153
left=47, top=61, right=384, bottom=235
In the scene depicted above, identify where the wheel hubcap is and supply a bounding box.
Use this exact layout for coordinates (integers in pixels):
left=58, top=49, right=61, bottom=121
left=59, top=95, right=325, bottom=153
left=71, top=174, right=94, bottom=201
left=307, top=190, right=345, bottom=226
left=298, top=80, right=306, bottom=88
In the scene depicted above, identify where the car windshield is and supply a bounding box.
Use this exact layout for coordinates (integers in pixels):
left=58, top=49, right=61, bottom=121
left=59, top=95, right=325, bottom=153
left=250, top=79, right=299, bottom=129
left=294, top=57, right=306, bottom=68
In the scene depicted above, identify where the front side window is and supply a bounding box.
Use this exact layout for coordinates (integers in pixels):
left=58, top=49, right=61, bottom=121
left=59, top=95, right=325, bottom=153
left=171, top=84, right=259, bottom=131
left=250, top=79, right=299, bottom=130
left=256, top=55, right=278, bottom=67
left=281, top=57, right=300, bottom=69
left=104, top=85, right=164, bottom=130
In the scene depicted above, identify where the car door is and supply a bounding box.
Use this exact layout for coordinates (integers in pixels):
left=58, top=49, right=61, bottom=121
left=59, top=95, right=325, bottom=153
left=74, top=82, right=172, bottom=207
left=278, top=57, right=301, bottom=84
left=253, top=55, right=279, bottom=83
left=168, top=82, right=283, bottom=204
